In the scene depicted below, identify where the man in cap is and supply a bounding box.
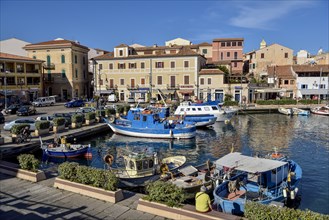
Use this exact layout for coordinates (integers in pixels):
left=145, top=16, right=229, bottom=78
left=195, top=185, right=212, bottom=213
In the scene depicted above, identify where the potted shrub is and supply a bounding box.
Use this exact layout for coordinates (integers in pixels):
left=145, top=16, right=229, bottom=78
left=0, top=154, right=46, bottom=182
left=10, top=124, right=29, bottom=142
left=105, top=108, right=116, bottom=118
left=35, top=121, right=50, bottom=136
left=53, top=117, right=66, bottom=133
left=85, top=112, right=96, bottom=125
left=95, top=110, right=105, bottom=122
left=54, top=162, right=123, bottom=203
left=71, top=114, right=84, bottom=128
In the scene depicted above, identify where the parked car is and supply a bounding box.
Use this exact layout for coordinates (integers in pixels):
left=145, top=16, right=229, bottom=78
left=75, top=107, right=96, bottom=114
left=32, top=96, right=56, bottom=107
left=35, top=115, right=54, bottom=130
left=64, top=99, right=85, bottom=108
left=16, top=106, right=37, bottom=116
left=52, top=113, right=72, bottom=127
left=0, top=112, right=5, bottom=124
left=4, top=104, right=21, bottom=114
left=3, top=118, right=36, bottom=131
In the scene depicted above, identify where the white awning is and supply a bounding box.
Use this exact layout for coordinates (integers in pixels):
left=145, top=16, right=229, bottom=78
left=215, top=152, right=287, bottom=173
left=255, top=88, right=286, bottom=93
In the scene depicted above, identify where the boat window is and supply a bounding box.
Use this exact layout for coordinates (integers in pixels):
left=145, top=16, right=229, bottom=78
left=197, top=108, right=202, bottom=111
left=129, top=160, right=135, bottom=170
left=211, top=106, right=218, bottom=110
left=149, top=159, right=154, bottom=168
left=143, top=160, right=149, bottom=169
left=186, top=108, right=190, bottom=111
left=192, top=108, right=196, bottom=111
left=142, top=116, right=147, bottom=121
left=134, top=114, right=140, bottom=120
left=136, top=161, right=142, bottom=170
left=204, top=107, right=210, bottom=111
left=180, top=108, right=185, bottom=111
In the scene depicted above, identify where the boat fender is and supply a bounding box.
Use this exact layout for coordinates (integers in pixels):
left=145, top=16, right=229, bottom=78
left=104, top=154, right=114, bottom=165
left=170, top=129, right=173, bottom=138
left=224, top=119, right=230, bottom=124
left=283, top=188, right=287, bottom=198
left=109, top=115, right=115, bottom=123
left=290, top=190, right=295, bottom=200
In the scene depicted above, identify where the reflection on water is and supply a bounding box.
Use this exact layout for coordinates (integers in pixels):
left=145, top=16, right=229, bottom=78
left=44, top=113, right=328, bottom=214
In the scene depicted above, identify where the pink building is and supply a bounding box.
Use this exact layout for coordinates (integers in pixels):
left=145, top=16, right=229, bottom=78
left=212, top=38, right=244, bottom=74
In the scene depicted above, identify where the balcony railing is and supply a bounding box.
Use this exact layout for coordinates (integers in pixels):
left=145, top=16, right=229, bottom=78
left=43, top=63, right=55, bottom=70
left=167, top=84, right=180, bottom=90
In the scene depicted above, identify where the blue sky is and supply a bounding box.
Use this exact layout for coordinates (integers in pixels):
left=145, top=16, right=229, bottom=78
left=1, top=0, right=328, bottom=55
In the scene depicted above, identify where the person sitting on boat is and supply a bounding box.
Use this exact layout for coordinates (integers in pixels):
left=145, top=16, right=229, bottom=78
left=195, top=185, right=212, bottom=213
left=61, top=136, right=67, bottom=145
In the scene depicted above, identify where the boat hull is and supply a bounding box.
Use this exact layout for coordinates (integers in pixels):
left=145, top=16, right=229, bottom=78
left=43, top=145, right=91, bottom=158
left=108, top=123, right=196, bottom=139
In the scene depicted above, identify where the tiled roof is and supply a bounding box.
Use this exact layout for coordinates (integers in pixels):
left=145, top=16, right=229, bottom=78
left=199, top=69, right=224, bottom=75
left=213, top=38, right=244, bottom=42
left=293, top=64, right=329, bottom=72
left=0, top=52, right=43, bottom=62
left=115, top=44, right=129, bottom=48
left=23, top=39, right=89, bottom=50
left=267, top=65, right=294, bottom=79
left=94, top=47, right=202, bottom=60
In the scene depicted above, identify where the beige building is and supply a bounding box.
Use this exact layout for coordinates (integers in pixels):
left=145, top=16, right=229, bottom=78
left=0, top=52, right=43, bottom=107
left=93, top=44, right=207, bottom=102
left=247, top=40, right=294, bottom=79
left=23, top=38, right=90, bottom=100
left=198, top=69, right=248, bottom=103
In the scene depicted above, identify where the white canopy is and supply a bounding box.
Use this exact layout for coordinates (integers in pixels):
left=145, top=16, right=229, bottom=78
left=215, top=152, right=287, bottom=173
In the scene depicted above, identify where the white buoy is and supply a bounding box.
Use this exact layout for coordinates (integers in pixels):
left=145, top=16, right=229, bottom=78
left=290, top=190, right=295, bottom=200
left=283, top=188, right=287, bottom=198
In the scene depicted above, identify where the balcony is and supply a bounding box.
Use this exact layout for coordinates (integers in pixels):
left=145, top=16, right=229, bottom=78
left=166, top=84, right=180, bottom=90
left=127, top=84, right=139, bottom=90
left=43, top=63, right=55, bottom=70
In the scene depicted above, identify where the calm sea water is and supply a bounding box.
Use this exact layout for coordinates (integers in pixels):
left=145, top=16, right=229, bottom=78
left=44, top=113, right=329, bottom=214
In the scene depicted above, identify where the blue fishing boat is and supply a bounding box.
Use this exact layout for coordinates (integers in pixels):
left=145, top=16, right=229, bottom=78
left=292, top=108, right=310, bottom=116
left=106, top=107, right=196, bottom=139
left=40, top=137, right=92, bottom=158
left=213, top=152, right=302, bottom=216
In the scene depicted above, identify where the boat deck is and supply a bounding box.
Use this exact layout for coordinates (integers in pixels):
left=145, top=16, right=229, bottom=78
left=227, top=190, right=246, bottom=200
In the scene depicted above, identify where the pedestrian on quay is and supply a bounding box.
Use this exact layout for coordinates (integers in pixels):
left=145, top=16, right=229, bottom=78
left=195, top=185, right=212, bottom=213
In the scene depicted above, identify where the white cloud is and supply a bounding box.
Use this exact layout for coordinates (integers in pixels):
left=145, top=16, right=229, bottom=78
left=229, top=1, right=315, bottom=29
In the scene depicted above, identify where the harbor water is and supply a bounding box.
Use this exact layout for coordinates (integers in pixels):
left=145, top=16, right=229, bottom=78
left=44, top=113, right=329, bottom=215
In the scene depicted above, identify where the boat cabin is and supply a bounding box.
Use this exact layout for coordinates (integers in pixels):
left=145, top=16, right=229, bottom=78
left=122, top=153, right=158, bottom=177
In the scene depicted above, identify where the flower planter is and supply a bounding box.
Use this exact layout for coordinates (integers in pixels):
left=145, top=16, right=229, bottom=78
left=0, top=161, right=46, bottom=183
left=85, top=119, right=95, bottom=125
left=53, top=177, right=124, bottom=203
left=35, top=128, right=49, bottom=136
left=71, top=122, right=82, bottom=129
left=53, top=124, right=65, bottom=133
left=137, top=199, right=236, bottom=220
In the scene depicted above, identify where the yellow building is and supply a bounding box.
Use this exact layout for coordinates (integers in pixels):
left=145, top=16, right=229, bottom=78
left=23, top=38, right=90, bottom=100
left=0, top=52, right=43, bottom=107
left=93, top=44, right=207, bottom=102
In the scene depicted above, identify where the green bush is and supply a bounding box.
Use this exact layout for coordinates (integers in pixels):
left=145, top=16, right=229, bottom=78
left=144, top=181, right=186, bottom=207
left=96, top=110, right=105, bottom=117
left=11, top=124, right=30, bottom=135
left=298, top=99, right=319, bottom=105
left=256, top=99, right=297, bottom=105
left=35, top=121, right=50, bottom=130
left=53, top=117, right=65, bottom=126
left=17, top=154, right=40, bottom=172
left=85, top=112, right=96, bottom=120
left=105, top=108, right=116, bottom=116
left=58, top=162, right=118, bottom=191
left=245, top=201, right=329, bottom=220
left=223, top=101, right=239, bottom=106
left=58, top=162, right=79, bottom=181
left=72, top=114, right=84, bottom=123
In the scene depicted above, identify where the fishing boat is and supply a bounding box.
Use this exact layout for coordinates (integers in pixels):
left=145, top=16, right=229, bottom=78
left=174, top=101, right=238, bottom=122
left=292, top=108, right=310, bottom=116
left=310, top=105, right=329, bottom=116
left=103, top=150, right=186, bottom=188
left=161, top=161, right=225, bottom=199
left=106, top=107, right=196, bottom=139
left=213, top=152, right=302, bottom=216
left=40, top=137, right=92, bottom=158
left=278, top=107, right=292, bottom=115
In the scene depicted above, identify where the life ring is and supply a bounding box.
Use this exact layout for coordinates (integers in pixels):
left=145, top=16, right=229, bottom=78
left=109, top=115, right=115, bottom=123
left=142, top=110, right=152, bottom=114
left=104, top=154, right=114, bottom=165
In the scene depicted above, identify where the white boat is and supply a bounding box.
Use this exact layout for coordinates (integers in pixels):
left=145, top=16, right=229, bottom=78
left=174, top=101, right=238, bottom=122
left=310, top=105, right=329, bottom=116
left=278, top=107, right=292, bottom=115
left=292, top=108, right=310, bottom=116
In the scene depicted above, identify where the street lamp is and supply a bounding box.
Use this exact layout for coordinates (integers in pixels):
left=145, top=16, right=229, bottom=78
left=4, top=71, right=9, bottom=109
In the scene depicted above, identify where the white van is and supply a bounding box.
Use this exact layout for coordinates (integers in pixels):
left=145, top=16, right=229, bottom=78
left=32, top=96, right=56, bottom=107
left=108, top=94, right=118, bottom=103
